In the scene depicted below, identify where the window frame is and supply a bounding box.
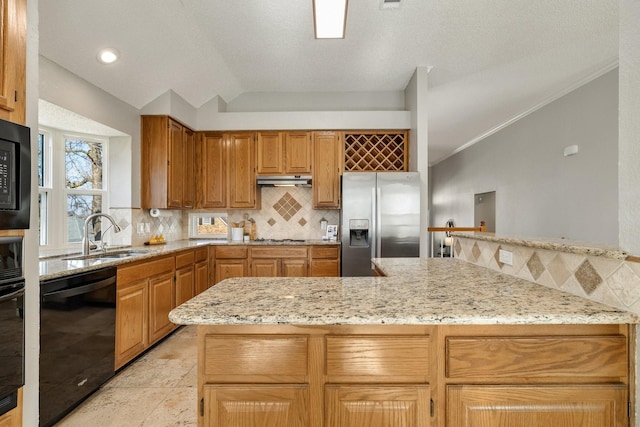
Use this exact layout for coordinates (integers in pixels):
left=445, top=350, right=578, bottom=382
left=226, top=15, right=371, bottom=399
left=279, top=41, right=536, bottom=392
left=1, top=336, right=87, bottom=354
left=38, top=126, right=110, bottom=250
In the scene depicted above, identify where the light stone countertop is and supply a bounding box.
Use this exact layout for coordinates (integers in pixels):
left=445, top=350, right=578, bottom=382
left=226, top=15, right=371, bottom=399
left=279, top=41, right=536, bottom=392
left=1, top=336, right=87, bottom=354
left=168, top=257, right=639, bottom=326
left=453, top=231, right=629, bottom=260
left=39, top=238, right=339, bottom=281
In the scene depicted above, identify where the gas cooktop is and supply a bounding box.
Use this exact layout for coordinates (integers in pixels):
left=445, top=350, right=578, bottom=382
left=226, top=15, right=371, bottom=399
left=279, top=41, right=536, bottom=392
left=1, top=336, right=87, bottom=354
left=254, top=238, right=306, bottom=243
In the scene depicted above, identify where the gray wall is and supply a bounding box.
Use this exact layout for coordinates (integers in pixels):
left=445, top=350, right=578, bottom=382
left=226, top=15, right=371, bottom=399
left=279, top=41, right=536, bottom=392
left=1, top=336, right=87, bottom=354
left=430, top=70, right=619, bottom=245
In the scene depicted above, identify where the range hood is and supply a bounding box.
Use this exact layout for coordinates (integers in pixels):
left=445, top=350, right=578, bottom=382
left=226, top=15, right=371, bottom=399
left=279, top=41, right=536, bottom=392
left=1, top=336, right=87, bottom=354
left=256, top=175, right=312, bottom=187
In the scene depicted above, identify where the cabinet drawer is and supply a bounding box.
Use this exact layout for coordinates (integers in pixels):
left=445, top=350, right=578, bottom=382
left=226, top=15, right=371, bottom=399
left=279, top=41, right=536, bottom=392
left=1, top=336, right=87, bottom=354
left=195, top=247, right=208, bottom=263
left=446, top=335, right=628, bottom=381
left=251, top=246, right=308, bottom=258
left=175, top=250, right=195, bottom=268
left=203, top=335, right=308, bottom=382
left=326, top=336, right=430, bottom=383
left=215, top=246, right=248, bottom=259
left=311, top=245, right=339, bottom=259
left=117, top=255, right=174, bottom=286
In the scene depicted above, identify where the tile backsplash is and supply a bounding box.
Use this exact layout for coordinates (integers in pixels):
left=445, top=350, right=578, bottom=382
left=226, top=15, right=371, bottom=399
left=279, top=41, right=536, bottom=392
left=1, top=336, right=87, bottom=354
left=454, top=236, right=640, bottom=315
left=109, top=187, right=339, bottom=245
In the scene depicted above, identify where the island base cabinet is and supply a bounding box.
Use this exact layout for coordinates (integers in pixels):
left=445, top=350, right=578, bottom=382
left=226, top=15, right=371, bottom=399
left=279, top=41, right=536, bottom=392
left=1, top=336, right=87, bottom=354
left=325, top=385, right=430, bottom=427
left=447, top=384, right=628, bottom=427
left=203, top=385, right=309, bottom=427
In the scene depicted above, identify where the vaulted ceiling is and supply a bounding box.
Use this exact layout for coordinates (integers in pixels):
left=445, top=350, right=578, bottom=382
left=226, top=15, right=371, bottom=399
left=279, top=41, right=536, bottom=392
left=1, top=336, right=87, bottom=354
left=39, top=0, right=618, bottom=164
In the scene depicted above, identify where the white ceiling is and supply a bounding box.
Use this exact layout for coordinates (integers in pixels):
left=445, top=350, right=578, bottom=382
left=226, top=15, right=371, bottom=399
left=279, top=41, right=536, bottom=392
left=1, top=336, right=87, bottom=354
left=38, top=0, right=618, bottom=164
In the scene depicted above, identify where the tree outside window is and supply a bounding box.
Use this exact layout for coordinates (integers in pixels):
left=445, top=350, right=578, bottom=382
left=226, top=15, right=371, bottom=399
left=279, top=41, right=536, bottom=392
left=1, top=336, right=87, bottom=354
left=65, top=138, right=105, bottom=243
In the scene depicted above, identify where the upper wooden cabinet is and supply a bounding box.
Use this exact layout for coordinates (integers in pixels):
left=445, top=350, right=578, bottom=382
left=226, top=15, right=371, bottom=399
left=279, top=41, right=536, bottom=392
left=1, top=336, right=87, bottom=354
left=312, top=131, right=341, bottom=209
left=141, top=116, right=195, bottom=209
left=257, top=131, right=311, bottom=175
left=198, top=132, right=226, bottom=209
left=0, top=0, right=26, bottom=125
left=228, top=132, right=259, bottom=209
left=197, top=131, right=260, bottom=209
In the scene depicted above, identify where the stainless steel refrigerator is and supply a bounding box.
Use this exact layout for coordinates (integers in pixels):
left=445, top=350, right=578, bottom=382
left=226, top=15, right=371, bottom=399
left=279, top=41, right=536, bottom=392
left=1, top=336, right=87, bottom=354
left=340, top=172, right=421, bottom=276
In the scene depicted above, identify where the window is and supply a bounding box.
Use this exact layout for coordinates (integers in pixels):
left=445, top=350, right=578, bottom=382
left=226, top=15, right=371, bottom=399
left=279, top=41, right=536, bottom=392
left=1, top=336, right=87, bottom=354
left=38, top=128, right=109, bottom=249
left=188, top=212, right=228, bottom=239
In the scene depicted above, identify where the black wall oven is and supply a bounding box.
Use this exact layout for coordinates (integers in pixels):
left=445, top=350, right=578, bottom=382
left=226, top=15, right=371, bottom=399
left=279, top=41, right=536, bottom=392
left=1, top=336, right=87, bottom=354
left=0, top=235, right=24, bottom=416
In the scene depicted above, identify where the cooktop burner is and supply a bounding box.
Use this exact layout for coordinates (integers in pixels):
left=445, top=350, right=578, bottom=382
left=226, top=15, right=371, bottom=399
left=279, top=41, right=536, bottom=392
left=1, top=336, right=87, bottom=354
left=254, top=238, right=306, bottom=243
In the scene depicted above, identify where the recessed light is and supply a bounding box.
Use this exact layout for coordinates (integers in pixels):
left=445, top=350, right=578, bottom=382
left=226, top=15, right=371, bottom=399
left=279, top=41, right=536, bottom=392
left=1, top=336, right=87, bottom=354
left=97, top=48, right=119, bottom=64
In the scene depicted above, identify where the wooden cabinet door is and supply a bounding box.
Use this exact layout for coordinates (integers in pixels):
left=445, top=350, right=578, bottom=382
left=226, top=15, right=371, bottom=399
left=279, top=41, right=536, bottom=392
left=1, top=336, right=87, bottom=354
left=281, top=259, right=307, bottom=277
left=196, top=260, right=210, bottom=295
left=199, top=132, right=227, bottom=209
left=182, top=127, right=196, bottom=208
left=257, top=132, right=283, bottom=174
left=310, top=259, right=339, bottom=277
left=251, top=259, right=279, bottom=277
left=447, top=384, right=628, bottom=427
left=285, top=132, right=311, bottom=174
left=0, top=0, right=26, bottom=125
left=325, top=385, right=430, bottom=427
left=312, top=131, right=341, bottom=208
left=215, top=260, right=247, bottom=284
left=115, top=279, right=148, bottom=369
left=148, top=271, right=176, bottom=344
left=175, top=265, right=195, bottom=307
left=167, top=118, right=184, bottom=208
left=228, top=132, right=258, bottom=209
left=203, top=384, right=309, bottom=427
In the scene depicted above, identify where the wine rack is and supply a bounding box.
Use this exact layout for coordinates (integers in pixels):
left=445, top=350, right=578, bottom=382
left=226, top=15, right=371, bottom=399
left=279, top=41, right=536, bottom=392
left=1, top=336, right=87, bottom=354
left=343, top=131, right=408, bottom=171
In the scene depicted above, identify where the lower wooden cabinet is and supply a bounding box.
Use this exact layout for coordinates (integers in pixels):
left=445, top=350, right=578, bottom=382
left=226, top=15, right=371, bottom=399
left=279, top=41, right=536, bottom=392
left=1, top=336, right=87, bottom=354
left=148, top=271, right=176, bottom=344
left=309, top=245, right=340, bottom=277
left=325, top=385, right=430, bottom=427
left=203, top=385, right=309, bottom=427
left=116, top=255, right=175, bottom=369
left=250, top=246, right=308, bottom=277
left=197, top=324, right=633, bottom=427
left=447, top=384, right=627, bottom=427
left=115, top=278, right=148, bottom=368
left=116, top=249, right=210, bottom=369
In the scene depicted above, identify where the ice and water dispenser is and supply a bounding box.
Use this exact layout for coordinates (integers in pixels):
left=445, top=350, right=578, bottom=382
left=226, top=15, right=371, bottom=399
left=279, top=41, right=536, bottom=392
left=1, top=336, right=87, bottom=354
left=348, top=219, right=370, bottom=247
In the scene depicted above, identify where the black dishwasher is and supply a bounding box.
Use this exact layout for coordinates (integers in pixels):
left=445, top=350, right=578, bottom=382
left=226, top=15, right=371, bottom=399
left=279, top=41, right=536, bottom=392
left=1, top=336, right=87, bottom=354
left=40, top=267, right=117, bottom=427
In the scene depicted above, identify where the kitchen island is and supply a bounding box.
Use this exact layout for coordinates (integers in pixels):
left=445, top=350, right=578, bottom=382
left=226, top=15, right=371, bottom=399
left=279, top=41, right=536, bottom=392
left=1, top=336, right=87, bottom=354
left=170, top=257, right=638, bottom=427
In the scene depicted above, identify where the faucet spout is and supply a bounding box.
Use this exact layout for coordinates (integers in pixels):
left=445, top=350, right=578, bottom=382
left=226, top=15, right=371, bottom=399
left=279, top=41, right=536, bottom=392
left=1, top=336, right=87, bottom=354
left=82, top=213, right=122, bottom=255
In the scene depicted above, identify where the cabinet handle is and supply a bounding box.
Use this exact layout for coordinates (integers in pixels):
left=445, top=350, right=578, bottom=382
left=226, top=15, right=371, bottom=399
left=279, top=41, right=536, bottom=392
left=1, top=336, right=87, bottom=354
left=430, top=398, right=434, bottom=417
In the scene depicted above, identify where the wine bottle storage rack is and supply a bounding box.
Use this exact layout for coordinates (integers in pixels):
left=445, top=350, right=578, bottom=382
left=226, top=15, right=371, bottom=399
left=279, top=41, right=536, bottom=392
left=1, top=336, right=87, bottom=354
left=343, top=131, right=408, bottom=171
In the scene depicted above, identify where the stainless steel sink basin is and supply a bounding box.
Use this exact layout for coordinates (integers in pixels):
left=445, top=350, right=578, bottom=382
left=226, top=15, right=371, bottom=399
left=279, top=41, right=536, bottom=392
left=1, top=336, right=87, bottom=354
left=63, top=249, right=156, bottom=261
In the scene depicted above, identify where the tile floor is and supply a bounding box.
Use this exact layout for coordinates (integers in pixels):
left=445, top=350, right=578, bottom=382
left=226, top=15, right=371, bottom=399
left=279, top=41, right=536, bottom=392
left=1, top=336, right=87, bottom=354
left=57, top=326, right=198, bottom=427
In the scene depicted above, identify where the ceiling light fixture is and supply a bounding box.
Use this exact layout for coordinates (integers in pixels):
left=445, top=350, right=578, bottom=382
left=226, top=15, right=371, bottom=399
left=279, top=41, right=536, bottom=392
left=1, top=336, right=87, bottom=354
left=97, top=48, right=119, bottom=64
left=313, top=0, right=348, bottom=39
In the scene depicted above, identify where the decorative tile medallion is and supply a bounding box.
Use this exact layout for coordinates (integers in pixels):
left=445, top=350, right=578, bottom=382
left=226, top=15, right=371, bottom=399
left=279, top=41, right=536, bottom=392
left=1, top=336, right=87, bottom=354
left=298, top=218, right=307, bottom=226
left=267, top=218, right=276, bottom=226
left=273, top=192, right=302, bottom=221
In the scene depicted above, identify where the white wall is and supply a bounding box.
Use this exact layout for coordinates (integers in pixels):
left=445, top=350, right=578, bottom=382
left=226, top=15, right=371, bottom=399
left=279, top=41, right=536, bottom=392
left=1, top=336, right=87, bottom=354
left=619, top=0, right=640, bottom=254
left=39, top=56, right=141, bottom=207
left=24, top=1, right=39, bottom=424
left=430, top=70, right=619, bottom=245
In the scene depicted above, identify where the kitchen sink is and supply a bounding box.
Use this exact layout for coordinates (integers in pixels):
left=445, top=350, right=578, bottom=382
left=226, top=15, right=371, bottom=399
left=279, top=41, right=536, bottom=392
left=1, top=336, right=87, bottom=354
left=63, top=249, right=156, bottom=261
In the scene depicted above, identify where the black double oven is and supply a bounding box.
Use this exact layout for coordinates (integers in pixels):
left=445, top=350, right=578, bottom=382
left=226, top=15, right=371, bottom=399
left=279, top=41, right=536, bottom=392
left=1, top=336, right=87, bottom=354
left=0, top=117, right=30, bottom=417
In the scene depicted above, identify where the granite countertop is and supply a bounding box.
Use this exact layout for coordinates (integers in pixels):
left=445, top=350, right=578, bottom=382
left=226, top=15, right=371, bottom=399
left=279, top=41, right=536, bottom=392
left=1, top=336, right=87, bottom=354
left=168, top=257, right=639, bottom=326
left=453, top=231, right=629, bottom=260
left=39, top=239, right=339, bottom=281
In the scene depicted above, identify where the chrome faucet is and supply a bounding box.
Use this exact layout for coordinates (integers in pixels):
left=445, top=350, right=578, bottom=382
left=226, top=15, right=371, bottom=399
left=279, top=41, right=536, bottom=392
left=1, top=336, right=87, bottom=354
left=82, top=213, right=122, bottom=255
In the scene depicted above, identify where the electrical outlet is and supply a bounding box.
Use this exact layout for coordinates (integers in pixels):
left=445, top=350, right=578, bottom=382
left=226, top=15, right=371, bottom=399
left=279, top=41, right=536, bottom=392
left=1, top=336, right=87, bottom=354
left=498, top=249, right=513, bottom=266
left=145, top=223, right=151, bottom=233
left=136, top=223, right=144, bottom=234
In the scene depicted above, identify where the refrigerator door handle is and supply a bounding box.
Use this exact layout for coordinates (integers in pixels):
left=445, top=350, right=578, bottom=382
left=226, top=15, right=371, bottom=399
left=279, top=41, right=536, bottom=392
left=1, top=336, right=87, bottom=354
left=370, top=187, right=376, bottom=267
left=376, top=187, right=382, bottom=258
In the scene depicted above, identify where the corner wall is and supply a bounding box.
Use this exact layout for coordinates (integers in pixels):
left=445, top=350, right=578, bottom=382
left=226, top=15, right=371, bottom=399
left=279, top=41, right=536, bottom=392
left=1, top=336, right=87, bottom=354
left=430, top=70, right=619, bottom=245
